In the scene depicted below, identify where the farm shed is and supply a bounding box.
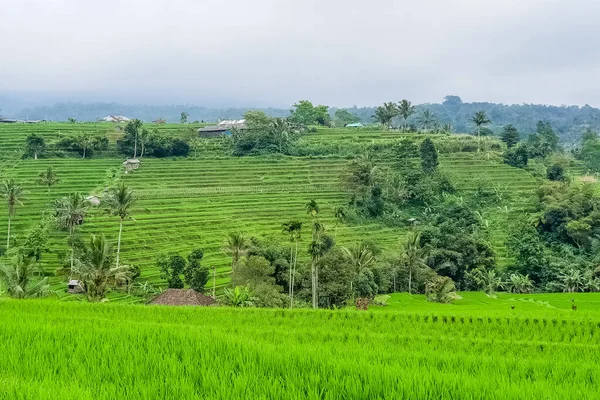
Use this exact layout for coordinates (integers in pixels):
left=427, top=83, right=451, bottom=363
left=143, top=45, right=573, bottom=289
left=102, top=115, right=131, bottom=123
left=68, top=280, right=84, bottom=294
left=123, top=158, right=140, bottom=172
left=346, top=123, right=364, bottom=128
left=86, top=196, right=101, bottom=206
left=149, top=289, right=217, bottom=306
left=198, top=119, right=246, bottom=137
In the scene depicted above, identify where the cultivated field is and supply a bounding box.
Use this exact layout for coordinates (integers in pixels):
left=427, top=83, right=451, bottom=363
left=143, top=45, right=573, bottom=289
left=1, top=293, right=598, bottom=399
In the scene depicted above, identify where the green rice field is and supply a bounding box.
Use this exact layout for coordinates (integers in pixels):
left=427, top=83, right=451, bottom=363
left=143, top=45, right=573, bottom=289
left=1, top=293, right=599, bottom=399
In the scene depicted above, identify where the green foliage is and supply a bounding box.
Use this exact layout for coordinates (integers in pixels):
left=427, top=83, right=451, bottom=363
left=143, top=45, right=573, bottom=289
left=425, top=275, right=457, bottom=303
left=527, top=121, right=559, bottom=158
left=546, top=164, right=567, bottom=182
left=157, top=253, right=186, bottom=289
left=37, top=166, right=60, bottom=193
left=223, top=285, right=255, bottom=307
left=333, top=109, right=359, bottom=127
left=24, top=134, right=46, bottom=159
left=372, top=102, right=398, bottom=128
left=504, top=273, right=534, bottom=293
left=355, top=268, right=378, bottom=299
left=503, top=145, right=529, bottom=168
left=0, top=254, right=51, bottom=299
left=500, top=124, right=520, bottom=148
left=398, top=100, right=416, bottom=130
left=581, top=134, right=600, bottom=172
left=420, top=138, right=438, bottom=173
left=506, top=220, right=550, bottom=284
left=184, top=249, right=209, bottom=292
left=289, top=100, right=330, bottom=126
left=233, top=112, right=299, bottom=156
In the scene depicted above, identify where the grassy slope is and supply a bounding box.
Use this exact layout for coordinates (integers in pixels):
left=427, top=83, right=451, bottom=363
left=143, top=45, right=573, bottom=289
left=1, top=294, right=599, bottom=399
left=2, top=123, right=594, bottom=295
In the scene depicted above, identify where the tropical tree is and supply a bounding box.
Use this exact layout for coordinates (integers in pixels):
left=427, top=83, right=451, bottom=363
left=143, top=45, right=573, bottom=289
left=420, top=138, right=439, bottom=174
left=504, top=273, right=534, bottom=294
left=75, top=132, right=94, bottom=159
left=501, top=124, right=520, bottom=148
left=333, top=206, right=346, bottom=239
left=282, top=220, right=302, bottom=308
left=372, top=102, right=399, bottom=129
left=124, top=119, right=143, bottom=159
left=398, top=100, right=416, bottom=131
left=401, top=232, right=429, bottom=294
left=306, top=199, right=334, bottom=308
left=223, top=285, right=255, bottom=307
left=223, top=232, right=249, bottom=273
left=467, top=267, right=502, bottom=296
left=53, top=193, right=90, bottom=272
left=425, top=275, right=457, bottom=303
left=104, top=183, right=136, bottom=269
left=416, top=110, right=437, bottom=132
left=558, top=268, right=586, bottom=293
left=37, top=166, right=60, bottom=195
left=25, top=134, right=46, bottom=160
left=1, top=179, right=24, bottom=251
left=72, top=234, right=131, bottom=301
left=180, top=112, right=189, bottom=124
left=0, top=254, right=51, bottom=299
left=342, top=242, right=375, bottom=294
left=470, top=111, right=491, bottom=150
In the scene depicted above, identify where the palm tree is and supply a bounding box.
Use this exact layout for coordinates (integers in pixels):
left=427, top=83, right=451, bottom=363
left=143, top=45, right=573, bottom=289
left=333, top=206, right=346, bottom=239
left=282, top=220, right=302, bottom=308
left=53, top=193, right=90, bottom=272
left=398, top=100, right=416, bottom=131
left=104, top=183, right=136, bottom=269
left=223, top=232, right=248, bottom=273
left=0, top=254, right=51, bottom=299
left=470, top=111, right=491, bottom=151
left=372, top=102, right=399, bottom=129
left=558, top=268, right=585, bottom=293
left=416, top=110, right=437, bottom=132
left=342, top=242, right=375, bottom=294
left=504, top=273, right=534, bottom=294
left=38, top=166, right=60, bottom=195
left=402, top=232, right=428, bottom=294
left=1, top=179, right=24, bottom=251
left=72, top=234, right=131, bottom=301
left=425, top=275, right=457, bottom=303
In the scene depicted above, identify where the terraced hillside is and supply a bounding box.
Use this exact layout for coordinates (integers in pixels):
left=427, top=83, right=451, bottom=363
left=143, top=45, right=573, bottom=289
left=0, top=123, right=561, bottom=294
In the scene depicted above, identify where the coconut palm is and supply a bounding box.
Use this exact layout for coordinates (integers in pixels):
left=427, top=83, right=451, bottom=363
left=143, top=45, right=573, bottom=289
left=416, top=110, right=437, bottom=132
left=223, top=232, right=248, bottom=273
left=342, top=242, right=375, bottom=294
left=398, top=99, right=416, bottom=131
left=1, top=179, right=24, bottom=251
left=0, top=254, right=51, bottom=299
left=504, top=273, right=534, bottom=294
left=425, top=275, right=457, bottom=303
left=470, top=111, right=491, bottom=150
left=333, top=206, right=346, bottom=239
left=72, top=234, right=131, bottom=301
left=37, top=166, right=60, bottom=195
left=558, top=268, right=585, bottom=293
left=282, top=220, right=302, bottom=308
left=53, top=193, right=90, bottom=272
left=372, top=102, right=399, bottom=129
left=104, top=183, right=136, bottom=269
left=402, top=232, right=429, bottom=294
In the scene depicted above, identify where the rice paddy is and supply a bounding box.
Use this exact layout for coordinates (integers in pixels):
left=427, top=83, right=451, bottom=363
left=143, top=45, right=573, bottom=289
left=0, top=294, right=598, bottom=399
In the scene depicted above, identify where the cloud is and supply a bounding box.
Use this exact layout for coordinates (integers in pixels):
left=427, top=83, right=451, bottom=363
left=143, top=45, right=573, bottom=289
left=1, top=0, right=599, bottom=107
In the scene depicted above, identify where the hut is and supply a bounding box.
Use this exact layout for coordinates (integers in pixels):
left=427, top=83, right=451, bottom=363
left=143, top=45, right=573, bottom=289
left=86, top=195, right=101, bottom=206
left=68, top=280, right=84, bottom=294
left=198, top=119, right=246, bottom=138
left=123, top=158, right=140, bottom=172
left=345, top=123, right=364, bottom=128
left=148, top=289, right=217, bottom=306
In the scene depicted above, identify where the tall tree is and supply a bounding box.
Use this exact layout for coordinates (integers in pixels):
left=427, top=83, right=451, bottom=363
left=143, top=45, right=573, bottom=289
left=104, top=183, right=136, bottom=269
left=75, top=132, right=94, bottom=159
left=180, top=112, right=189, bottom=124
left=341, top=242, right=375, bottom=295
left=53, top=193, right=90, bottom=272
left=37, top=166, right=60, bottom=195
left=124, top=119, right=143, bottom=159
left=470, top=111, right=491, bottom=151
left=416, top=110, right=437, bottom=132
left=25, top=134, right=46, bottom=160
left=223, top=232, right=249, bottom=273
left=333, top=109, right=360, bottom=127
left=500, top=124, right=520, bottom=148
left=0, top=254, right=51, bottom=299
left=306, top=199, right=334, bottom=308
left=420, top=138, right=439, bottom=174
left=401, top=232, right=429, bottom=294
left=398, top=100, right=416, bottom=131
left=1, top=179, right=24, bottom=251
left=372, top=102, right=399, bottom=129
left=282, top=220, right=302, bottom=308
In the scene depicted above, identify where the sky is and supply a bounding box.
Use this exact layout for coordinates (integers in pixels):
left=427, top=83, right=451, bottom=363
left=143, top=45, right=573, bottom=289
left=1, top=0, right=600, bottom=108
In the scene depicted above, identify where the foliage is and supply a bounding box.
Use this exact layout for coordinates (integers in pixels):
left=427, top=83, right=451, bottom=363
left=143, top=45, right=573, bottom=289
left=372, top=102, right=398, bottom=129
left=184, top=248, right=209, bottom=292
left=465, top=267, right=502, bottom=296
left=354, top=268, right=378, bottom=299
left=289, top=100, right=330, bottom=126
left=420, top=138, right=438, bottom=173
left=223, top=285, right=255, bottom=307
left=527, top=121, right=559, bottom=158
left=398, top=100, right=416, bottom=130
left=504, top=273, right=534, bottom=294
left=500, top=124, right=520, bottom=148
left=232, top=111, right=300, bottom=155
left=333, top=109, right=359, bottom=127
left=580, top=133, right=600, bottom=172
left=1, top=179, right=24, bottom=251
left=0, top=254, right=51, bottom=299
left=425, top=275, right=457, bottom=303
left=546, top=164, right=567, bottom=182
left=503, top=145, right=529, bottom=168
left=506, top=220, right=550, bottom=284
left=37, top=166, right=60, bottom=193
left=157, top=253, right=186, bottom=289
left=24, top=134, right=46, bottom=159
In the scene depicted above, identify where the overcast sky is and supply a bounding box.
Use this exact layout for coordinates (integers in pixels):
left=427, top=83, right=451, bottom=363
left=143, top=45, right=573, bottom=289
left=2, top=0, right=600, bottom=108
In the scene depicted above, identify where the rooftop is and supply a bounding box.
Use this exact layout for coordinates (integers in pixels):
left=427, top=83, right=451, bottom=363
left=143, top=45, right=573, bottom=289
left=148, top=289, right=217, bottom=306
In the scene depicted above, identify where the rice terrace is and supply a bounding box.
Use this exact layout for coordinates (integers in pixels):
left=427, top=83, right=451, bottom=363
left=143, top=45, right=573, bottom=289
left=3, top=1, right=600, bottom=398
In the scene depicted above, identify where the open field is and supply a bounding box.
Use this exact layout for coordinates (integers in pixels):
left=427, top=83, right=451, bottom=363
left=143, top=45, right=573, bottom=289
left=1, top=293, right=599, bottom=399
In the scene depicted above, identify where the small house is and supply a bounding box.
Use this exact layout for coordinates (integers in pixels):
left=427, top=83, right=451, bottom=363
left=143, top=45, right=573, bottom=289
left=346, top=123, right=364, bottom=128
left=198, top=119, right=246, bottom=138
left=102, top=115, right=132, bottom=123
left=148, top=289, right=217, bottom=306
left=68, top=280, right=84, bottom=294
left=123, top=158, right=140, bottom=172
left=86, top=196, right=101, bottom=206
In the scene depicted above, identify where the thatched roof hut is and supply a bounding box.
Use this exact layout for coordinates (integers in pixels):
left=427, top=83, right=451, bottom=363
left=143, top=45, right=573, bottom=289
left=148, top=289, right=216, bottom=306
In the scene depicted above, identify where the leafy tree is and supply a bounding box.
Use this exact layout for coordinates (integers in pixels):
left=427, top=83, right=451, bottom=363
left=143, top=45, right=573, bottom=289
left=527, top=121, right=559, bottom=158
left=470, top=111, right=491, bottom=150
left=306, top=199, right=334, bottom=308
left=53, top=193, right=90, bottom=272
left=566, top=220, right=592, bottom=249
left=442, top=95, right=463, bottom=106
left=21, top=222, right=50, bottom=263
left=104, top=183, right=136, bottom=269
left=504, top=273, right=534, bottom=294
left=500, top=124, right=520, bottom=148
left=314, top=105, right=331, bottom=126
left=312, top=248, right=353, bottom=308
left=223, top=285, right=254, bottom=307
left=25, top=134, right=45, bottom=160
left=124, top=119, right=143, bottom=158
left=0, top=254, right=51, bottom=299
left=420, top=138, right=438, bottom=174
left=401, top=232, right=429, bottom=294
left=289, top=100, right=329, bottom=126
left=425, top=275, right=457, bottom=303
left=73, top=234, right=131, bottom=301
left=37, top=166, right=60, bottom=194
left=171, top=139, right=190, bottom=156
left=282, top=220, right=302, bottom=307
left=398, top=100, right=416, bottom=131
left=466, top=267, right=502, bottom=296
left=180, top=112, right=189, bottom=124
left=503, top=145, right=529, bottom=168
left=372, top=102, right=399, bottom=129
left=157, top=253, right=186, bottom=288
left=345, top=152, right=380, bottom=205
left=557, top=268, right=585, bottom=293
left=342, top=241, right=375, bottom=294
left=185, top=248, right=209, bottom=292
left=355, top=268, right=378, bottom=300
left=547, top=164, right=567, bottom=182
left=581, top=135, right=600, bottom=173
left=223, top=232, right=249, bottom=273
left=506, top=220, right=549, bottom=284
left=333, top=109, right=359, bottom=127
left=416, top=110, right=437, bottom=132
left=1, top=179, right=24, bottom=252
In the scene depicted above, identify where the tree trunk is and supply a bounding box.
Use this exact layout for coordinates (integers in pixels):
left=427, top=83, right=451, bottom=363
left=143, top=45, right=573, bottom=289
left=292, top=240, right=298, bottom=308
left=34, top=152, right=38, bottom=160
left=477, top=126, right=481, bottom=152
left=408, top=269, right=412, bottom=294
left=140, top=143, right=145, bottom=159
left=82, top=147, right=86, bottom=159
left=311, top=259, right=317, bottom=308
left=6, top=215, right=11, bottom=251
left=116, top=218, right=123, bottom=268
left=289, top=243, right=294, bottom=308
left=133, top=131, right=138, bottom=159
left=212, top=266, right=216, bottom=298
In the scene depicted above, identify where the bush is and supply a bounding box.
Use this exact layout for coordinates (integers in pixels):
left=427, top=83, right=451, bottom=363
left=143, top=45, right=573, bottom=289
left=503, top=145, right=529, bottom=168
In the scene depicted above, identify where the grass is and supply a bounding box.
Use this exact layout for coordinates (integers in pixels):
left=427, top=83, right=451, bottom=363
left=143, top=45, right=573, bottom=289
left=1, top=293, right=599, bottom=399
